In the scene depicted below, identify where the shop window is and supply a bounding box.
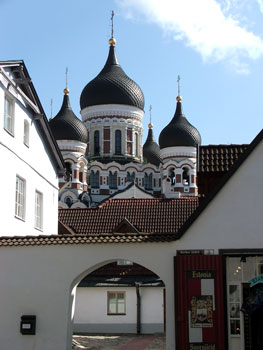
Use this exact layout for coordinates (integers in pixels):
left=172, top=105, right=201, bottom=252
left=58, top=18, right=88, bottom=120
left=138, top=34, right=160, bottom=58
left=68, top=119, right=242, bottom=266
left=115, top=130, right=122, bottom=154
left=90, top=170, right=99, bottom=188
left=23, top=120, right=29, bottom=146
left=94, top=130, right=100, bottom=155
left=144, top=173, right=153, bottom=190
left=182, top=167, right=190, bottom=186
left=15, top=176, right=25, bottom=220
left=4, top=94, right=14, bottom=135
left=109, top=171, right=117, bottom=189
left=107, top=292, right=126, bottom=315
left=228, top=284, right=241, bottom=335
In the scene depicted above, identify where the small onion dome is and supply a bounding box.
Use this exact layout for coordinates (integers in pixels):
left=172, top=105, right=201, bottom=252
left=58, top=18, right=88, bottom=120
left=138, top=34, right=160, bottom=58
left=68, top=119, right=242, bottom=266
left=80, top=40, right=145, bottom=110
left=143, top=124, right=162, bottom=166
left=49, top=90, right=88, bottom=143
left=159, top=98, right=201, bottom=149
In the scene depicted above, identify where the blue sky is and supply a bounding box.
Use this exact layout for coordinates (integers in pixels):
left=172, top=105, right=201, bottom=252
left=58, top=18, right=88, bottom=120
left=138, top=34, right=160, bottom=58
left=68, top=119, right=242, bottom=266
left=1, top=0, right=263, bottom=145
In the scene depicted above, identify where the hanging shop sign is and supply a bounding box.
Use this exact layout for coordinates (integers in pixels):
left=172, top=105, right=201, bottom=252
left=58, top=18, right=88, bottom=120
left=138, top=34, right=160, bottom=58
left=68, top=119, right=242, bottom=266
left=249, top=274, right=263, bottom=287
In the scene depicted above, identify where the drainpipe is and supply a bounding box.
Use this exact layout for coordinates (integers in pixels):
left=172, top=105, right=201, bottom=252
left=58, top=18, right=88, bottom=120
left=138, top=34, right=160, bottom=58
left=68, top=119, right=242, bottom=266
left=136, top=283, right=141, bottom=334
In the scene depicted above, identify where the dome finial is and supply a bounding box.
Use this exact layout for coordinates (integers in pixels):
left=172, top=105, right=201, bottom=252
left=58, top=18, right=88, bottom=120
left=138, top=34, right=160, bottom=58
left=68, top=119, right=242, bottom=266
left=109, top=10, right=116, bottom=46
left=176, top=74, right=182, bottom=102
left=64, top=67, right=69, bottom=95
left=148, top=105, right=153, bottom=129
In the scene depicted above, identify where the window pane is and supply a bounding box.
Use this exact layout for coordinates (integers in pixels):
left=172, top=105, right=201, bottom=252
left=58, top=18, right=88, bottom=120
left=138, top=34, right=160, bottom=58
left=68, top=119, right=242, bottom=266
left=4, top=96, right=14, bottom=133
left=230, top=319, right=240, bottom=335
left=35, top=191, right=43, bottom=229
left=15, top=177, right=25, bottom=219
left=24, top=120, right=29, bottom=146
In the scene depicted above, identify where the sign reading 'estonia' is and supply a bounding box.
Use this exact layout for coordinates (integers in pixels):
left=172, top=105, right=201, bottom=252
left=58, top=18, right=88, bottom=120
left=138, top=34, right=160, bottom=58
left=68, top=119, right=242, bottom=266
left=249, top=274, right=263, bottom=287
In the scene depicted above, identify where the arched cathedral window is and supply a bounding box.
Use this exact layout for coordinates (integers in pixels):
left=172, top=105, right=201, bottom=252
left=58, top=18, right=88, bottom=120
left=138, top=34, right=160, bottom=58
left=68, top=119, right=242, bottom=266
left=127, top=171, right=135, bottom=183
left=109, top=171, right=117, bottom=189
left=169, top=167, right=176, bottom=186
left=115, top=130, right=122, bottom=154
left=91, top=170, right=100, bottom=188
left=182, top=167, right=190, bottom=186
left=94, top=130, right=100, bottom=155
left=144, top=173, right=153, bottom=190
left=135, top=133, right=139, bottom=157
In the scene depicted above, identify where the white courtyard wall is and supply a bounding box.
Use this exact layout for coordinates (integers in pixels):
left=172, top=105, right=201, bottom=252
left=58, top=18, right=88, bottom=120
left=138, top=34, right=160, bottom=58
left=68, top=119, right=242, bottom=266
left=74, top=286, right=164, bottom=334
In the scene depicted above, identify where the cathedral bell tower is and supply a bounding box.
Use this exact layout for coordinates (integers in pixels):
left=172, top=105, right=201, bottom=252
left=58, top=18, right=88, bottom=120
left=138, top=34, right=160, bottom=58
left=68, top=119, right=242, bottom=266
left=159, top=77, right=201, bottom=198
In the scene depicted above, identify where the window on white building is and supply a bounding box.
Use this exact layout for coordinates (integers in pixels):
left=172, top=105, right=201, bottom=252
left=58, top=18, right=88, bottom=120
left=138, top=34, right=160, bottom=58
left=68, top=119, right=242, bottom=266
left=15, top=176, right=25, bottom=220
left=35, top=191, right=43, bottom=230
left=4, top=94, right=14, bottom=135
left=23, top=120, right=29, bottom=146
left=107, top=292, right=126, bottom=315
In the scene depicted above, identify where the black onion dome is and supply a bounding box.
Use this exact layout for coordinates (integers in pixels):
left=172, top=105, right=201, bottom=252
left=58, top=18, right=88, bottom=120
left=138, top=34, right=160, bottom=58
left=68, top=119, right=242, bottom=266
left=159, top=101, right=201, bottom=149
left=80, top=44, right=145, bottom=110
left=143, top=127, right=162, bottom=166
left=49, top=92, right=88, bottom=143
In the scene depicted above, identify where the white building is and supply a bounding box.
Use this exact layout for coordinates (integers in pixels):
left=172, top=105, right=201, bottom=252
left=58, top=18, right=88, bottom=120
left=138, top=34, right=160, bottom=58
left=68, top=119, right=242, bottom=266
left=0, top=60, right=65, bottom=236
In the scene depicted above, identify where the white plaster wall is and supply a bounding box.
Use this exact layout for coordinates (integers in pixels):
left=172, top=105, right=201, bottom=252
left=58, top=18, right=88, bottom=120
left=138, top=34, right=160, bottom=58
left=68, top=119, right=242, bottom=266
left=175, top=139, right=263, bottom=251
left=74, top=286, right=164, bottom=332
left=0, top=242, right=175, bottom=350
left=75, top=287, right=137, bottom=324
left=140, top=287, right=164, bottom=324
left=0, top=82, right=59, bottom=236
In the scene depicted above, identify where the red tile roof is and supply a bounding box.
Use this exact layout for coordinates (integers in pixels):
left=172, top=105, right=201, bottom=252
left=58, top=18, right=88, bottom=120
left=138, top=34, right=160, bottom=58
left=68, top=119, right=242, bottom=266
left=58, top=198, right=199, bottom=235
left=199, top=144, right=248, bottom=173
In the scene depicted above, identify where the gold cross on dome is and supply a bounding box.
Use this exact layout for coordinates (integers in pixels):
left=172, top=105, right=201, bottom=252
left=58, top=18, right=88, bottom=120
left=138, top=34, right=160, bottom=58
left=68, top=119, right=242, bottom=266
left=177, top=75, right=181, bottom=97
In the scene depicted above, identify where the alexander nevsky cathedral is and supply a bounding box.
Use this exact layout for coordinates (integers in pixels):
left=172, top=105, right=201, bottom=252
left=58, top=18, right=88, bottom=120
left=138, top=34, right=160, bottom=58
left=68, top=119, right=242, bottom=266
left=48, top=30, right=203, bottom=209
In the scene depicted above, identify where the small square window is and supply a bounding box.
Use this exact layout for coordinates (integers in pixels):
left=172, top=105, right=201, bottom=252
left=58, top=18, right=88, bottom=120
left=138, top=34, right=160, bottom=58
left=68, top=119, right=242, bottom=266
left=4, top=94, right=14, bottom=135
left=107, top=292, right=126, bottom=315
left=15, top=176, right=25, bottom=220
left=35, top=191, right=43, bottom=230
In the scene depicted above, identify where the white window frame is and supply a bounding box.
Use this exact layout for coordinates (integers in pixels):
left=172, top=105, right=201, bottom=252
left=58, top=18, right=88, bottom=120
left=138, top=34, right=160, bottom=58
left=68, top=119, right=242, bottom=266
left=23, top=119, right=29, bottom=147
left=15, top=176, right=25, bottom=220
left=4, top=93, right=15, bottom=135
left=107, top=291, right=126, bottom=315
left=35, top=190, right=43, bottom=230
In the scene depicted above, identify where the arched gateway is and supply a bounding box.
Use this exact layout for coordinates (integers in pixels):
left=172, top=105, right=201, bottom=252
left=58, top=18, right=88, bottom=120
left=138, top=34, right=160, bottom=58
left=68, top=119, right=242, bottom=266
left=0, top=238, right=176, bottom=350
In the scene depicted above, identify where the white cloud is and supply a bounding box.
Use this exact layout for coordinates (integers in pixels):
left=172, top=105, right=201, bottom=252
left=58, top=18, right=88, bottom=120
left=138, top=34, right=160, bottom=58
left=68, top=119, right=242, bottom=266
left=257, top=0, right=263, bottom=13
left=117, top=0, right=263, bottom=73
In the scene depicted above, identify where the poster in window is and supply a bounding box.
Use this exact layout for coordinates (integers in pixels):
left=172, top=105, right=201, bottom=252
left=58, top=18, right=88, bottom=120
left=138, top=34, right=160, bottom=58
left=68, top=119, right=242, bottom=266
left=190, top=295, right=213, bottom=328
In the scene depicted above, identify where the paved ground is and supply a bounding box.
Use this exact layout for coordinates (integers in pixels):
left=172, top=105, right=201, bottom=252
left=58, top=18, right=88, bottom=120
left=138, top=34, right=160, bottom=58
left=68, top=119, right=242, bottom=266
left=72, top=334, right=166, bottom=350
